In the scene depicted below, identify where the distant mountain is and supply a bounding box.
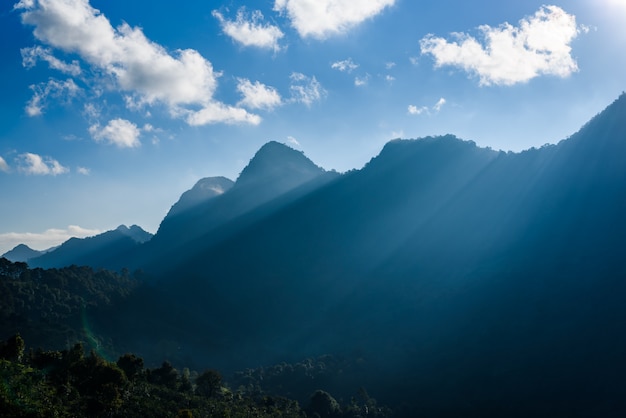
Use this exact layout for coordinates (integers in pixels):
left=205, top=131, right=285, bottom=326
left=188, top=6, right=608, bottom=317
left=29, top=225, right=152, bottom=270
left=1, top=244, right=45, bottom=262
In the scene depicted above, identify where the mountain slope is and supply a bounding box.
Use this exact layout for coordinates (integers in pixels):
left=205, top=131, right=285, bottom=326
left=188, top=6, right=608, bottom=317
left=96, top=94, right=626, bottom=416
left=1, top=244, right=45, bottom=262
left=29, top=225, right=153, bottom=270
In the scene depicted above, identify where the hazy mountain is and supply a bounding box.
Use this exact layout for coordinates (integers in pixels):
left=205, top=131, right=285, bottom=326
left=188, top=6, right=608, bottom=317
left=138, top=141, right=335, bottom=272
left=164, top=176, right=234, bottom=219
left=1, top=244, right=45, bottom=262
left=92, top=94, right=626, bottom=416
left=29, top=225, right=153, bottom=270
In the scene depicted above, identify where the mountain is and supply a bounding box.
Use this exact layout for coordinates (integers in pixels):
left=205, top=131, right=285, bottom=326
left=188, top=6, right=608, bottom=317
left=1, top=244, right=45, bottom=262
left=29, top=225, right=153, bottom=270
left=135, top=141, right=335, bottom=272
left=90, top=94, right=626, bottom=416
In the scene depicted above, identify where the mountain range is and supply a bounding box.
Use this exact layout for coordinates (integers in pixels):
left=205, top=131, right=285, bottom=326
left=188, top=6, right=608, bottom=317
left=3, top=93, right=626, bottom=416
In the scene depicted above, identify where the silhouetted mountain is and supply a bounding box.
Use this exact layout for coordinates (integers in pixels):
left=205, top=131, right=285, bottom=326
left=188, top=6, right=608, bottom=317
left=22, top=95, right=626, bottom=416
left=1, top=244, right=45, bottom=262
left=138, top=141, right=334, bottom=272
left=29, top=225, right=152, bottom=270
left=92, top=94, right=626, bottom=416
left=165, top=176, right=234, bottom=219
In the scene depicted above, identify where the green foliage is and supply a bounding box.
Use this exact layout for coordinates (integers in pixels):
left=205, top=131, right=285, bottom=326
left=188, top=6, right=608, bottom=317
left=0, top=258, right=141, bottom=352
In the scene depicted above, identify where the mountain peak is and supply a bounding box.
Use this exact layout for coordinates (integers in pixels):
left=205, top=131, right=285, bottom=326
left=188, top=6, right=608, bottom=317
left=1, top=244, right=44, bottom=263
left=114, top=224, right=153, bottom=243
left=165, top=176, right=235, bottom=218
left=235, top=141, right=324, bottom=188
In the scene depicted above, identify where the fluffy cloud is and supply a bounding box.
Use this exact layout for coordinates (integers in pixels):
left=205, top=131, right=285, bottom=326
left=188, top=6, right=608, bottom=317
left=237, top=78, right=282, bottom=110
left=408, top=97, right=446, bottom=115
left=0, top=225, right=101, bottom=254
left=21, top=45, right=81, bottom=75
left=25, top=78, right=80, bottom=116
left=274, top=0, right=395, bottom=39
left=354, top=74, right=369, bottom=86
left=0, top=156, right=9, bottom=173
left=420, top=5, right=584, bottom=86
left=89, top=118, right=141, bottom=148
left=16, top=0, right=258, bottom=125
left=289, top=72, right=326, bottom=106
left=17, top=153, right=69, bottom=175
left=213, top=8, right=284, bottom=52
left=77, top=166, right=90, bottom=175
left=331, top=58, right=358, bottom=72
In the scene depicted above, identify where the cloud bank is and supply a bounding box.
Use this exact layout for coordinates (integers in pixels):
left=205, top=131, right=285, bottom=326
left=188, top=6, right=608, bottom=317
left=0, top=225, right=101, bottom=254
left=274, top=0, right=395, bottom=39
left=420, top=5, right=584, bottom=86
left=16, top=0, right=259, bottom=125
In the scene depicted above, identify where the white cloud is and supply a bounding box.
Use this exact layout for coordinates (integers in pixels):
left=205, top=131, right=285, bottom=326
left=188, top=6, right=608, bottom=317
left=0, top=225, right=101, bottom=254
left=354, top=74, right=370, bottom=86
left=408, top=97, right=446, bottom=116
left=420, top=5, right=584, bottom=86
left=409, top=56, right=419, bottom=66
left=17, top=0, right=258, bottom=125
left=385, top=61, right=396, bottom=69
left=433, top=97, right=446, bottom=111
left=331, top=58, right=358, bottom=72
left=184, top=103, right=262, bottom=126
left=77, top=166, right=90, bottom=175
left=21, top=45, right=81, bottom=75
left=274, top=0, right=395, bottom=39
left=17, top=152, right=69, bottom=175
left=286, top=136, right=300, bottom=146
left=26, top=78, right=80, bottom=116
left=237, top=78, right=282, bottom=110
left=0, top=156, right=9, bottom=173
left=89, top=118, right=141, bottom=148
left=385, top=75, right=395, bottom=82
left=213, top=8, right=284, bottom=52
left=407, top=105, right=427, bottom=115
left=289, top=72, right=326, bottom=106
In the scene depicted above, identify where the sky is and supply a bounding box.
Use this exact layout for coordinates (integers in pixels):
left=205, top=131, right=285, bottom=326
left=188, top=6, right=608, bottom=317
left=0, top=0, right=625, bottom=254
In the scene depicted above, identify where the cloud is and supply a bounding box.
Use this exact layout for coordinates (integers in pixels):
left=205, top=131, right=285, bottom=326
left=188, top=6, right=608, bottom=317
left=354, top=74, right=370, bottom=86
left=385, top=75, right=395, bottom=82
left=21, top=45, right=81, bottom=75
left=385, top=62, right=396, bottom=69
left=407, top=105, right=428, bottom=115
left=0, top=156, right=9, bottom=173
left=0, top=225, right=101, bottom=254
left=331, top=58, right=358, bottom=72
left=213, top=8, right=284, bottom=52
left=286, top=136, right=300, bottom=146
left=17, top=0, right=258, bottom=125
left=236, top=78, right=282, bottom=110
left=433, top=97, right=446, bottom=111
left=77, top=166, right=90, bottom=175
left=274, top=0, right=395, bottom=39
left=420, top=5, right=584, bottom=86
left=26, top=78, right=80, bottom=116
left=289, top=72, right=326, bottom=106
left=408, top=97, right=446, bottom=116
left=89, top=118, right=141, bottom=148
left=17, top=152, right=69, bottom=175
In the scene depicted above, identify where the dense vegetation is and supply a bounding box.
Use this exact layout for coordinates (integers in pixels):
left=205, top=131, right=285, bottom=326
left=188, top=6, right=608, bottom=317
left=0, top=257, right=141, bottom=351
left=0, top=335, right=391, bottom=417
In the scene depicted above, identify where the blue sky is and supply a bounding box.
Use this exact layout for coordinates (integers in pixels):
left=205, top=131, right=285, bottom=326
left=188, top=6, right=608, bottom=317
left=0, top=0, right=625, bottom=253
